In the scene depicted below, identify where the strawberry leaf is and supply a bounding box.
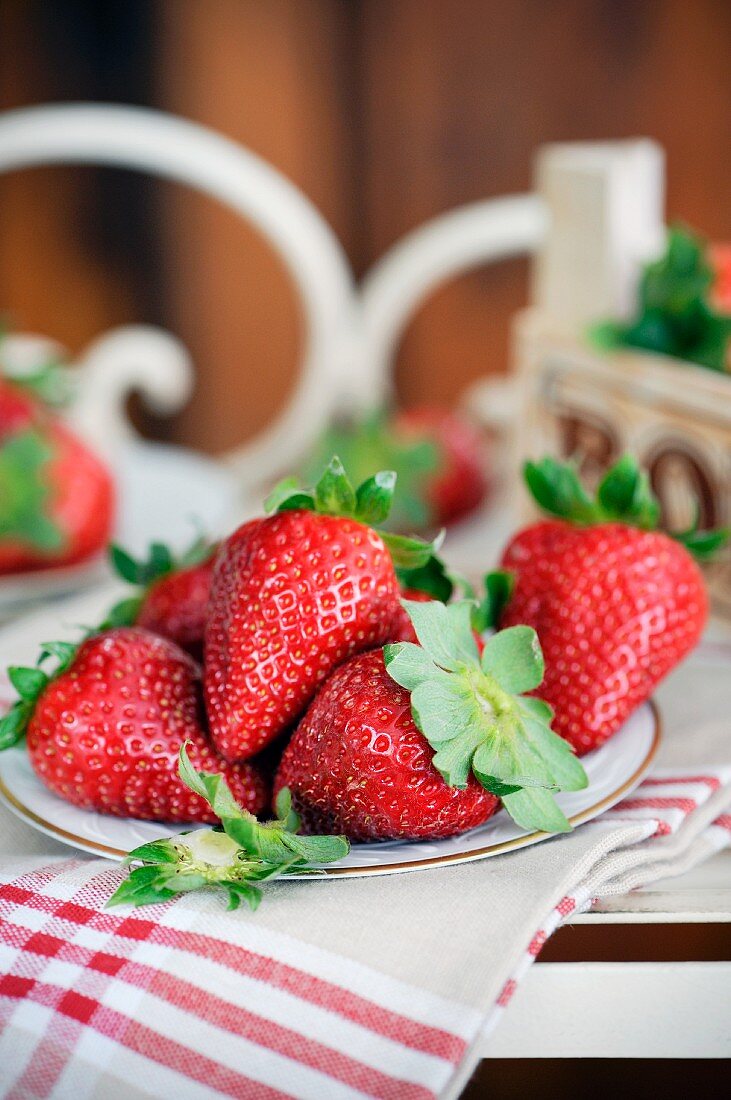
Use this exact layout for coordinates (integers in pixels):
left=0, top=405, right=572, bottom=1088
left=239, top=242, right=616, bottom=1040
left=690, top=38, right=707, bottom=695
left=0, top=702, right=32, bottom=749
left=523, top=457, right=598, bottom=524
left=109, top=534, right=212, bottom=587
left=109, top=744, right=350, bottom=911
left=590, top=223, right=731, bottom=373
left=108, top=544, right=143, bottom=584
left=399, top=598, right=478, bottom=669
left=395, top=554, right=455, bottom=602
left=525, top=452, right=727, bottom=561
left=480, top=626, right=544, bottom=694
left=107, top=864, right=178, bottom=908
left=314, top=456, right=357, bottom=516
left=472, top=571, right=514, bottom=632
left=264, top=477, right=315, bottom=514
left=265, top=455, right=445, bottom=579
left=301, top=409, right=440, bottom=531
left=381, top=530, right=445, bottom=572
left=501, top=787, right=572, bottom=834
left=98, top=596, right=143, bottom=631
left=0, top=430, right=64, bottom=552
left=8, top=666, right=49, bottom=702
left=0, top=636, right=81, bottom=747
left=596, top=455, right=659, bottom=530
left=354, top=471, right=397, bottom=526
left=384, top=599, right=588, bottom=833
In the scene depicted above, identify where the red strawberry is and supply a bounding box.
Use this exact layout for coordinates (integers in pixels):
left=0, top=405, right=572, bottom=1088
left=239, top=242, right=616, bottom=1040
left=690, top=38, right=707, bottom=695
left=138, top=559, right=214, bottom=658
left=275, top=649, right=498, bottom=840
left=0, top=376, right=38, bottom=437
left=108, top=538, right=217, bottom=659
left=709, top=243, right=731, bottom=315
left=276, top=598, right=588, bottom=838
left=388, top=587, right=432, bottom=643
left=204, top=459, right=438, bottom=762
left=0, top=627, right=268, bottom=822
left=497, top=455, right=719, bottom=755
left=0, top=409, right=114, bottom=574
left=394, top=406, right=488, bottom=527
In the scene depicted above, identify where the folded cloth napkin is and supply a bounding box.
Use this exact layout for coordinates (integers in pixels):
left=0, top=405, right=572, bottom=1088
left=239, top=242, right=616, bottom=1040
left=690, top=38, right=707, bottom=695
left=0, top=642, right=729, bottom=1100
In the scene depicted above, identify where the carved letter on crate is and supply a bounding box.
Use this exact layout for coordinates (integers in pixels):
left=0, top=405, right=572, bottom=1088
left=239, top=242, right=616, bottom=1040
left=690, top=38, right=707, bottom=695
left=558, top=409, right=619, bottom=486
left=647, top=443, right=717, bottom=530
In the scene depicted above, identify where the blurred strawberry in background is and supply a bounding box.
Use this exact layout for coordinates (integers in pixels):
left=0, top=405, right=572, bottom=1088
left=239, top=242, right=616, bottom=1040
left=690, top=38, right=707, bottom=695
left=0, top=353, right=114, bottom=575
left=303, top=406, right=489, bottom=533
left=709, top=244, right=731, bottom=316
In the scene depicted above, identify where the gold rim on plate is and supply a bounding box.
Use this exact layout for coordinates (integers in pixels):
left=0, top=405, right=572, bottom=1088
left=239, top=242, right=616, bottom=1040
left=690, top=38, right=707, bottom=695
left=0, top=701, right=661, bottom=876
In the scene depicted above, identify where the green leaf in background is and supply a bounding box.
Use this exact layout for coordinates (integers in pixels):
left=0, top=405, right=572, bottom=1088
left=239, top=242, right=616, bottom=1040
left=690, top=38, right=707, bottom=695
left=383, top=599, right=588, bottom=833
left=107, top=744, right=350, bottom=911
left=590, top=224, right=731, bottom=372
left=301, top=409, right=440, bottom=532
left=0, top=430, right=64, bottom=552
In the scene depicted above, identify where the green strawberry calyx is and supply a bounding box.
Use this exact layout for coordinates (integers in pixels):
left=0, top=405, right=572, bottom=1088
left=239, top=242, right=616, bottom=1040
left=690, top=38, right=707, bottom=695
left=0, top=429, right=64, bottom=553
left=301, top=408, right=441, bottom=531
left=525, top=453, right=728, bottom=561
left=471, top=571, right=515, bottom=633
left=107, top=743, right=350, bottom=911
left=0, top=640, right=78, bottom=750
left=265, top=455, right=443, bottom=572
left=0, top=325, right=73, bottom=408
left=103, top=533, right=214, bottom=629
left=384, top=599, right=588, bottom=834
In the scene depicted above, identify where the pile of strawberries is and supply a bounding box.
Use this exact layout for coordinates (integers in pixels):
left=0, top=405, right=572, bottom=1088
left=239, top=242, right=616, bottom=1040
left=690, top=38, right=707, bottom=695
left=0, top=451, right=718, bottom=843
left=0, top=361, right=113, bottom=574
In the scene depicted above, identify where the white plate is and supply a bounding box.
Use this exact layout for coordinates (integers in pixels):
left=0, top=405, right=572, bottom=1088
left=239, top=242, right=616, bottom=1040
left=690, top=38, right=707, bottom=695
left=0, top=703, right=660, bottom=878
left=0, top=582, right=660, bottom=878
left=0, top=440, right=238, bottom=621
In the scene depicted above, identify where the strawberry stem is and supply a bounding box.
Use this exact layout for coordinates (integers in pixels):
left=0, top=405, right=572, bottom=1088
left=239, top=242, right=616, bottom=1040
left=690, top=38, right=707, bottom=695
left=524, top=454, right=728, bottom=562
left=266, top=455, right=444, bottom=572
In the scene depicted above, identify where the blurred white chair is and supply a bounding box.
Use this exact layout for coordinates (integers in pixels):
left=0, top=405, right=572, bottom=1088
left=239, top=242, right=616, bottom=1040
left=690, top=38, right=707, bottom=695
left=0, top=103, right=355, bottom=494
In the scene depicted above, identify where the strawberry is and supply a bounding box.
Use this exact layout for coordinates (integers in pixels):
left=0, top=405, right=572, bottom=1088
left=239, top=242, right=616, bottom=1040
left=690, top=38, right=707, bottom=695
left=709, top=243, right=731, bottom=315
left=0, top=372, right=114, bottom=574
left=394, top=406, right=488, bottom=527
left=204, top=458, right=438, bottom=762
left=388, top=588, right=433, bottom=643
left=497, top=455, right=724, bottom=755
left=276, top=600, right=587, bottom=838
left=107, top=537, right=216, bottom=659
left=0, top=376, right=38, bottom=437
left=275, top=649, right=497, bottom=840
left=303, top=406, right=488, bottom=533
left=0, top=627, right=268, bottom=823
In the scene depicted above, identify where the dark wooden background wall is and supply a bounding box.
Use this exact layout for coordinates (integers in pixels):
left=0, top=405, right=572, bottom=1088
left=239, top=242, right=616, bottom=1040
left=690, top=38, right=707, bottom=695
left=1, top=0, right=730, bottom=454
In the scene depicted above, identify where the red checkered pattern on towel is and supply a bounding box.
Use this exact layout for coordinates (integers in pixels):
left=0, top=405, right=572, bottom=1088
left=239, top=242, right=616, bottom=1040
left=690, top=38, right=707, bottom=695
left=0, top=770, right=729, bottom=1100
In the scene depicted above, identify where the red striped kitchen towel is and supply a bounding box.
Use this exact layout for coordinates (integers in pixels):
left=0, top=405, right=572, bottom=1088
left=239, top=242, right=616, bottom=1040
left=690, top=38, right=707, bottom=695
left=0, top=760, right=729, bottom=1100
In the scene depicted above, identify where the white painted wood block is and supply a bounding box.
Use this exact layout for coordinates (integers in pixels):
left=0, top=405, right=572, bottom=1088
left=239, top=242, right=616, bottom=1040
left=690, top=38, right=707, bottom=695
left=532, top=139, right=666, bottom=330
left=481, top=962, right=731, bottom=1058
